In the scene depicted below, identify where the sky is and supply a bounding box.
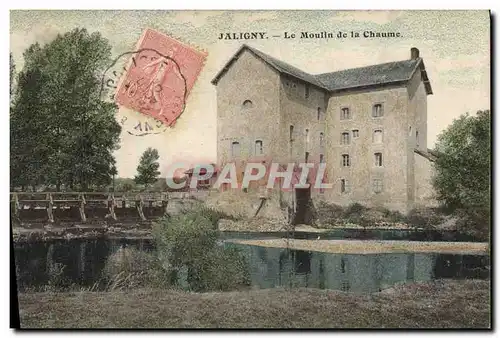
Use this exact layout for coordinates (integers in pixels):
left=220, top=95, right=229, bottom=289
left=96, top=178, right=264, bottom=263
left=10, top=10, right=490, bottom=178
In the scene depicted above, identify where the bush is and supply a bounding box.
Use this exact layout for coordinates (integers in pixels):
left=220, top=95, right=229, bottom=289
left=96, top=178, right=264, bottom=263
left=315, top=201, right=344, bottom=225
left=315, top=202, right=405, bottom=227
left=114, top=178, right=137, bottom=192
left=152, top=210, right=250, bottom=292
left=186, top=246, right=250, bottom=292
left=406, top=208, right=446, bottom=229
left=103, top=247, right=169, bottom=290
left=454, top=207, right=490, bottom=241
left=344, top=203, right=367, bottom=217
left=178, top=206, right=239, bottom=229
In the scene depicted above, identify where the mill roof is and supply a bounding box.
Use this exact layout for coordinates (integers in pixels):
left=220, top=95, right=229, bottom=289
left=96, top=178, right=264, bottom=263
left=211, top=44, right=433, bottom=95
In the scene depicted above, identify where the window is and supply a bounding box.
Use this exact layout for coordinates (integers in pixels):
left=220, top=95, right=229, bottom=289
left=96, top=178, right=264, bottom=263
left=373, top=178, right=383, bottom=193
left=340, top=179, right=350, bottom=193
left=341, top=132, right=350, bottom=145
left=255, top=140, right=263, bottom=155
left=242, top=100, right=253, bottom=109
left=342, top=154, right=350, bottom=167
left=340, top=107, right=351, bottom=120
left=373, top=129, right=383, bottom=144
left=305, top=85, right=310, bottom=99
left=305, top=152, right=310, bottom=163
left=374, top=152, right=383, bottom=167
left=289, top=125, right=294, bottom=141
left=319, top=132, right=325, bottom=148
left=372, top=103, right=383, bottom=117
left=317, top=107, right=322, bottom=121
left=231, top=141, right=240, bottom=158
left=287, top=80, right=299, bottom=96
left=416, top=130, right=420, bottom=147
left=305, top=129, right=310, bottom=144
left=352, top=129, right=359, bottom=138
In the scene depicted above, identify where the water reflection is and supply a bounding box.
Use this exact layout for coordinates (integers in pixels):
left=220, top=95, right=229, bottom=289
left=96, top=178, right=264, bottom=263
left=225, top=242, right=490, bottom=293
left=13, top=238, right=489, bottom=293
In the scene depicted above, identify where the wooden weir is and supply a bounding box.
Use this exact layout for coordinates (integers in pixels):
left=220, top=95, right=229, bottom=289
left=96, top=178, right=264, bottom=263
left=10, top=191, right=172, bottom=224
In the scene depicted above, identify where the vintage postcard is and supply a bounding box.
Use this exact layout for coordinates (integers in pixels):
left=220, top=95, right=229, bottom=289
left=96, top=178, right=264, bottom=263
left=10, top=10, right=491, bottom=329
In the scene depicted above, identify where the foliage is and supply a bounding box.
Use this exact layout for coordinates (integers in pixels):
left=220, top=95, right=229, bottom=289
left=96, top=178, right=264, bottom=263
left=453, top=207, right=490, bottom=241
left=134, top=148, right=161, bottom=187
left=150, top=178, right=168, bottom=192
left=344, top=202, right=367, bottom=216
left=10, top=28, right=121, bottom=191
left=180, top=206, right=239, bottom=228
left=186, top=245, right=250, bottom=292
left=315, top=201, right=407, bottom=227
left=113, top=178, right=137, bottom=192
left=432, top=110, right=491, bottom=238
left=152, top=210, right=250, bottom=292
left=103, top=247, right=169, bottom=290
left=10, top=52, right=15, bottom=99
left=406, top=208, right=447, bottom=229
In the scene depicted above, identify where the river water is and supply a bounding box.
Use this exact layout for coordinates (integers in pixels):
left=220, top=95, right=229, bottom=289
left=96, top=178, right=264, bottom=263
left=13, top=236, right=489, bottom=293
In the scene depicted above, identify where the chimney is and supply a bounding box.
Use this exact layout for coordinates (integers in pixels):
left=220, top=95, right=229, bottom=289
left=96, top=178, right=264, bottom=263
left=411, top=47, right=420, bottom=60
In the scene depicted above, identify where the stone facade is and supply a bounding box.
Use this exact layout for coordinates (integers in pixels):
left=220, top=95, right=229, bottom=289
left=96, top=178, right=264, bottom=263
left=212, top=45, right=435, bottom=214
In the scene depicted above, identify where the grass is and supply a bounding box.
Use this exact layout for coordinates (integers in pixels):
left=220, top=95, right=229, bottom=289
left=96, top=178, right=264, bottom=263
left=229, top=239, right=490, bottom=255
left=17, top=279, right=490, bottom=328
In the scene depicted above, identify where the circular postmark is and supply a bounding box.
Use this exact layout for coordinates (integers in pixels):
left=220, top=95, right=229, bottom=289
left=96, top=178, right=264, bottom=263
left=100, top=48, right=188, bottom=136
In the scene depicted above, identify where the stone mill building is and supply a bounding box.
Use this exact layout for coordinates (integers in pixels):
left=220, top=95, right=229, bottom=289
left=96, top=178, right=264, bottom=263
left=211, top=45, right=437, bottom=215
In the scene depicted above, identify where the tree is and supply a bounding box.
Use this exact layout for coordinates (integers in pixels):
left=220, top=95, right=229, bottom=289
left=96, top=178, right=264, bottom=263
left=432, top=110, right=491, bottom=239
left=134, top=148, right=161, bottom=188
left=10, top=28, right=121, bottom=191
left=10, top=53, right=15, bottom=99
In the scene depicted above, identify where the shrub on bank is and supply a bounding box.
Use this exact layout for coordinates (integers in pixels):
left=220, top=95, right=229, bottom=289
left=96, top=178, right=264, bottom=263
left=152, top=210, right=250, bottom=292
left=453, top=207, right=490, bottom=242
left=406, top=208, right=447, bottom=229
left=103, top=247, right=169, bottom=290
left=315, top=201, right=408, bottom=228
left=177, top=206, right=240, bottom=229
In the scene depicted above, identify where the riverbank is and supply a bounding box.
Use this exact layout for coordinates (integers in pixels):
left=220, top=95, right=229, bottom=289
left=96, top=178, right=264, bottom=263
left=17, top=279, right=490, bottom=328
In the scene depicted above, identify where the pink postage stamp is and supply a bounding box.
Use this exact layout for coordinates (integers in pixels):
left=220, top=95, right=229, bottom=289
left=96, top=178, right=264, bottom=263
left=115, top=28, right=207, bottom=127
